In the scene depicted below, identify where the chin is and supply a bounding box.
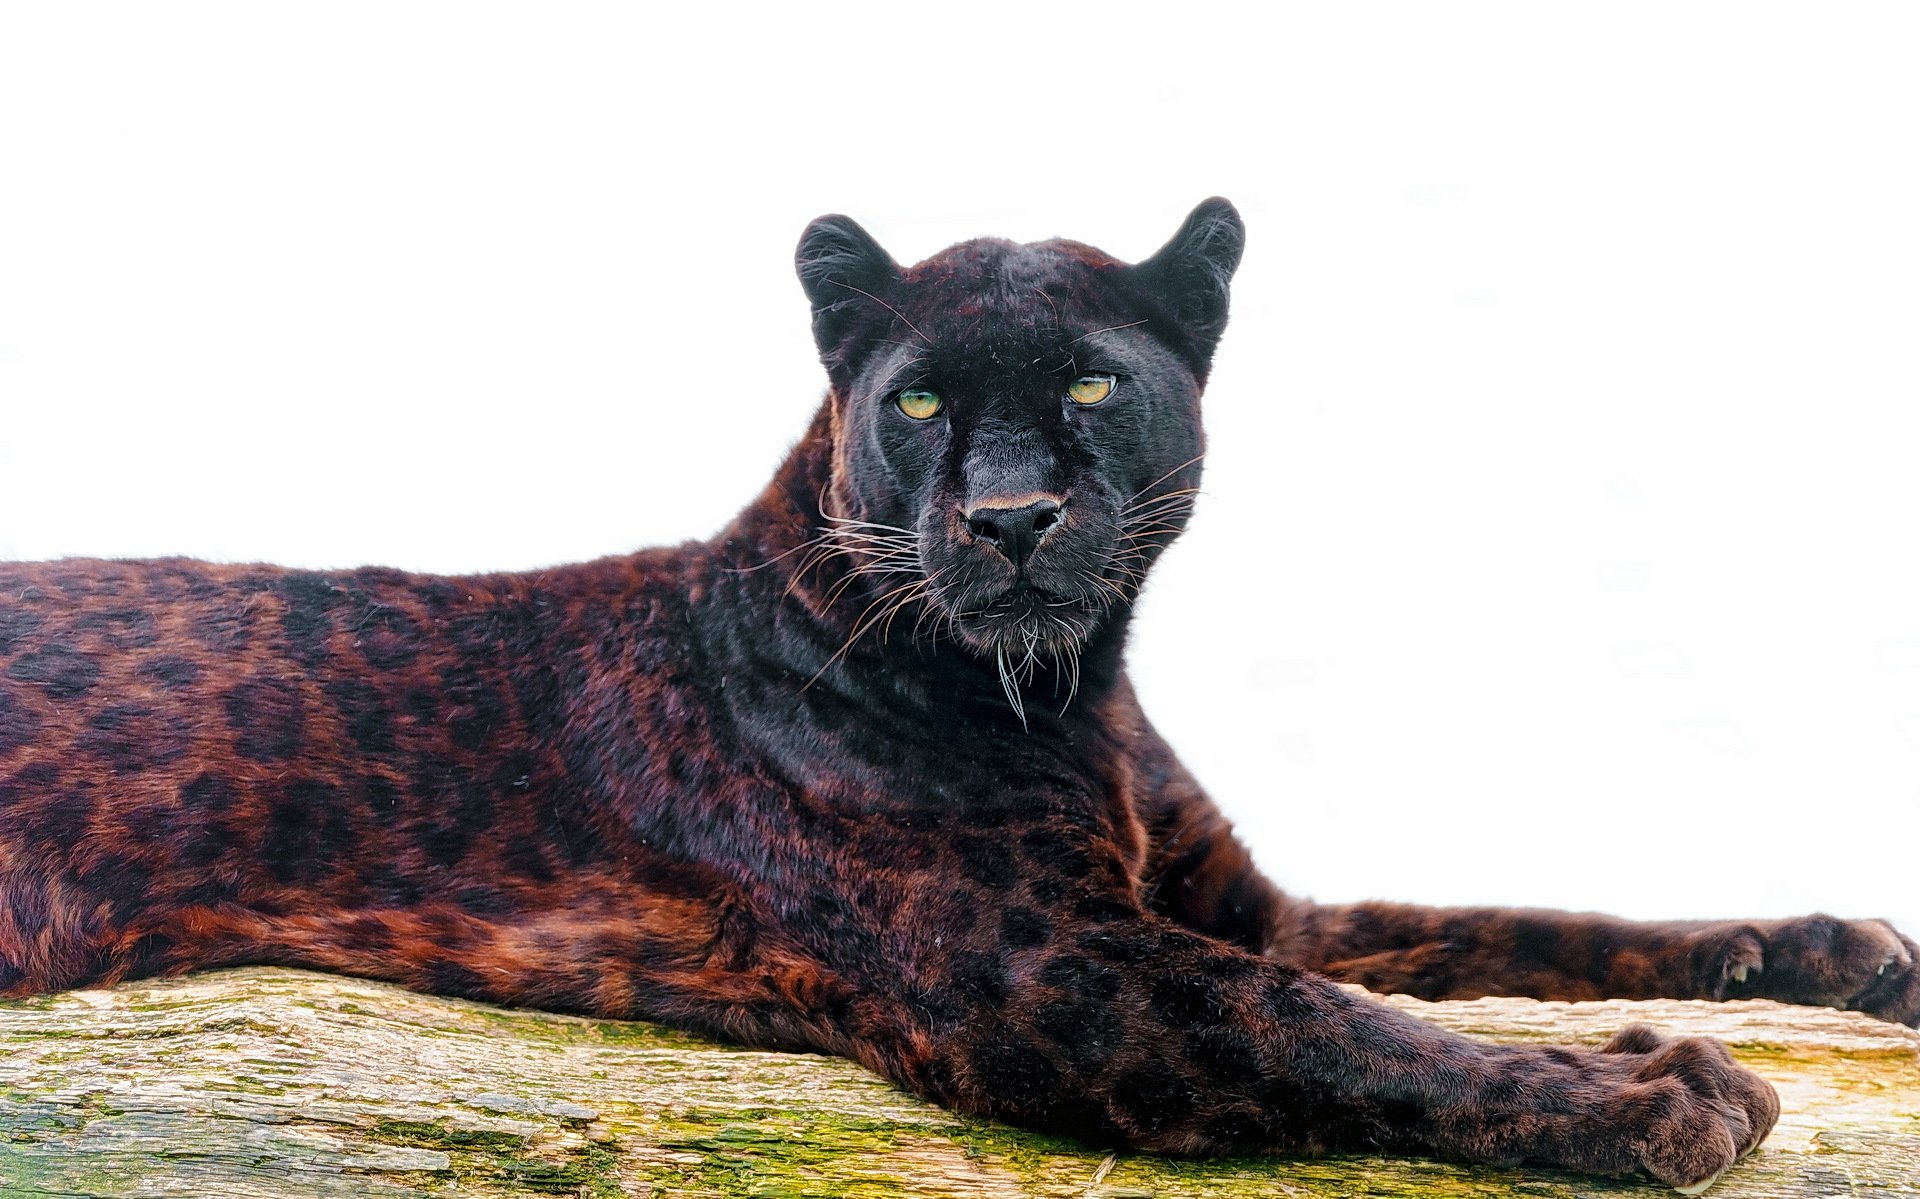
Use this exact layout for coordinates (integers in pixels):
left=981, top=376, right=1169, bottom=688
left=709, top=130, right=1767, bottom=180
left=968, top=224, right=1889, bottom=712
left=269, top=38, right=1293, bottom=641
left=944, top=583, right=1104, bottom=662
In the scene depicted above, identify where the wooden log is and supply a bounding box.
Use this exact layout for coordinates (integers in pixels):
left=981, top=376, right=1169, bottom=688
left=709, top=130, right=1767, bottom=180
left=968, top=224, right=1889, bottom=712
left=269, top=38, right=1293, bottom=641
left=1, top=967, right=1914, bottom=1198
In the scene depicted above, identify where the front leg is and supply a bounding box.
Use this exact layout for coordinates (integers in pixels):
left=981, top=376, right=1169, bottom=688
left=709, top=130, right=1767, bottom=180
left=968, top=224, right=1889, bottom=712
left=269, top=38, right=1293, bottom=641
left=869, top=907, right=1777, bottom=1192
left=1285, top=902, right=1920, bottom=1026
left=1127, top=716, right=1920, bottom=1026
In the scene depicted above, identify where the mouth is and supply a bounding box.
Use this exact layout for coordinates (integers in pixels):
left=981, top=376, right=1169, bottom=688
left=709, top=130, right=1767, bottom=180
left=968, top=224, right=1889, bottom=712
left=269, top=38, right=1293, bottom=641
left=955, top=582, right=1090, bottom=624
left=948, top=582, right=1102, bottom=692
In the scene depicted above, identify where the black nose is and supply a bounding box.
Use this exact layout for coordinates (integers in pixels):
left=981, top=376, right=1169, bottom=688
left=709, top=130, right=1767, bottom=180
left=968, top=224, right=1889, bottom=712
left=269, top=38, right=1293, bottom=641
left=964, top=498, right=1064, bottom=569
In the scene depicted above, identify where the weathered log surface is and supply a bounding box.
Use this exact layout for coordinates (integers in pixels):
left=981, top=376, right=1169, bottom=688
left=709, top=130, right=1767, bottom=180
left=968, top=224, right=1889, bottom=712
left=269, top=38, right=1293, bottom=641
left=0, top=968, right=1914, bottom=1198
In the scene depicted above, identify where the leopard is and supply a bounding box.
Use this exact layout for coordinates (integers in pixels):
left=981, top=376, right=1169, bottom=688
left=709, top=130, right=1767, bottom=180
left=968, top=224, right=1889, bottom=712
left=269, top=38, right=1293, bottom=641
left=1, top=199, right=1913, bottom=1192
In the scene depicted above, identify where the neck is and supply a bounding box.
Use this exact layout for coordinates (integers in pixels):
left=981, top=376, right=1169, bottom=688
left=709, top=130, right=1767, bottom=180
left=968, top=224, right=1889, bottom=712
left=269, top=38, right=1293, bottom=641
left=703, top=400, right=1134, bottom=726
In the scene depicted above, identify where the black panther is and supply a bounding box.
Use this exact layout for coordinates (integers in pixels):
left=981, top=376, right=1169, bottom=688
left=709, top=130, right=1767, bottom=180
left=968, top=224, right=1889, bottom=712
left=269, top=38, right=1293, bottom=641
left=3, top=200, right=1913, bottom=1191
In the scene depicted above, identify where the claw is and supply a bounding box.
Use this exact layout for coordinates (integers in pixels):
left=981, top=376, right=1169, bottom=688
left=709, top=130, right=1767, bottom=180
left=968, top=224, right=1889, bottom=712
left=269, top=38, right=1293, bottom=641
left=1729, top=965, right=1748, bottom=983
left=1674, top=1168, right=1729, bottom=1195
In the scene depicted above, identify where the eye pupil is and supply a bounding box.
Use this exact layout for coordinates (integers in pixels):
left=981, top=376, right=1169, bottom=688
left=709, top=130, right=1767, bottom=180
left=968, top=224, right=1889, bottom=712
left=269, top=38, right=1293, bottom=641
left=1068, top=374, right=1115, bottom=405
left=898, top=390, right=942, bottom=420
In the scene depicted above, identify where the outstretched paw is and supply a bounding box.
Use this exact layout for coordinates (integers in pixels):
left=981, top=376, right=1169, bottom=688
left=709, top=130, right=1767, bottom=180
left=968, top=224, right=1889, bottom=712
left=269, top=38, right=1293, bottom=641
left=1590, top=1024, right=1780, bottom=1191
left=1699, top=914, right=1919, bottom=1026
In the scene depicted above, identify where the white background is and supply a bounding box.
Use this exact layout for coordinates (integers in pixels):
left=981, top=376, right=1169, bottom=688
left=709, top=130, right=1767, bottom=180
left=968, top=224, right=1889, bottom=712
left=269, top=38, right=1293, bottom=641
left=3, top=5, right=1915, bottom=936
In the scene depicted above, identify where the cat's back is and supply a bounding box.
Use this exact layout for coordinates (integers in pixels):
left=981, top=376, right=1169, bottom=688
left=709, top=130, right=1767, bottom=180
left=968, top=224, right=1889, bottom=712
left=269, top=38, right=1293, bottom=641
left=1, top=551, right=657, bottom=763
left=0, top=549, right=704, bottom=917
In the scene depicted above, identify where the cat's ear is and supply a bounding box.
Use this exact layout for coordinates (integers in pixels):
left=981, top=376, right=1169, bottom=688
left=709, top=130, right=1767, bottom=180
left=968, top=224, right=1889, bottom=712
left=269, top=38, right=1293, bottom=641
left=1132, top=197, right=1246, bottom=363
left=795, top=214, right=901, bottom=364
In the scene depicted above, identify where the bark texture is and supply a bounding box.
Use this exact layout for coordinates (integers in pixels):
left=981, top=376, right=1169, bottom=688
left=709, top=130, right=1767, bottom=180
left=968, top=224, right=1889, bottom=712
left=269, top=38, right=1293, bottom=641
left=0, top=967, right=1914, bottom=1198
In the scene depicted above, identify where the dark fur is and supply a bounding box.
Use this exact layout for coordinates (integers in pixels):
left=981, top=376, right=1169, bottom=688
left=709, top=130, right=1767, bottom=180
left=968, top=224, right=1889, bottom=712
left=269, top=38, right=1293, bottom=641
left=2, top=201, right=1913, bottom=1189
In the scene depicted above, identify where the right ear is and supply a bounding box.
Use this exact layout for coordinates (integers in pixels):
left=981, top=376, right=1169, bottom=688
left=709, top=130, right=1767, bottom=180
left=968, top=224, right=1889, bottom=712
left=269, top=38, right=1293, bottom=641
left=795, top=214, right=900, bottom=365
left=1131, top=197, right=1246, bottom=368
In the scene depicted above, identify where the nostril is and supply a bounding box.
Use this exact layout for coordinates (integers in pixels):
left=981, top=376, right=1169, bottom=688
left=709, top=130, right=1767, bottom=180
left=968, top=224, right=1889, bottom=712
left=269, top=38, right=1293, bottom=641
left=1031, top=508, right=1060, bottom=536
left=968, top=517, right=1002, bottom=544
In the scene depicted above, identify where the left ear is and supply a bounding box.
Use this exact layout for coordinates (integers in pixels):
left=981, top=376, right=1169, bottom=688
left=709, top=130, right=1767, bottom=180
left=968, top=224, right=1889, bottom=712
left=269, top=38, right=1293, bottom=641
left=795, top=214, right=901, bottom=371
left=1132, top=197, right=1246, bottom=364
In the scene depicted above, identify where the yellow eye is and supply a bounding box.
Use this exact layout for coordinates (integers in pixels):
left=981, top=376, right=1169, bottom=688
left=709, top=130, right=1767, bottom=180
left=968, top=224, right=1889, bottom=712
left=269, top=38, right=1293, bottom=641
left=897, top=390, right=942, bottom=420
left=1067, top=374, right=1115, bottom=406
